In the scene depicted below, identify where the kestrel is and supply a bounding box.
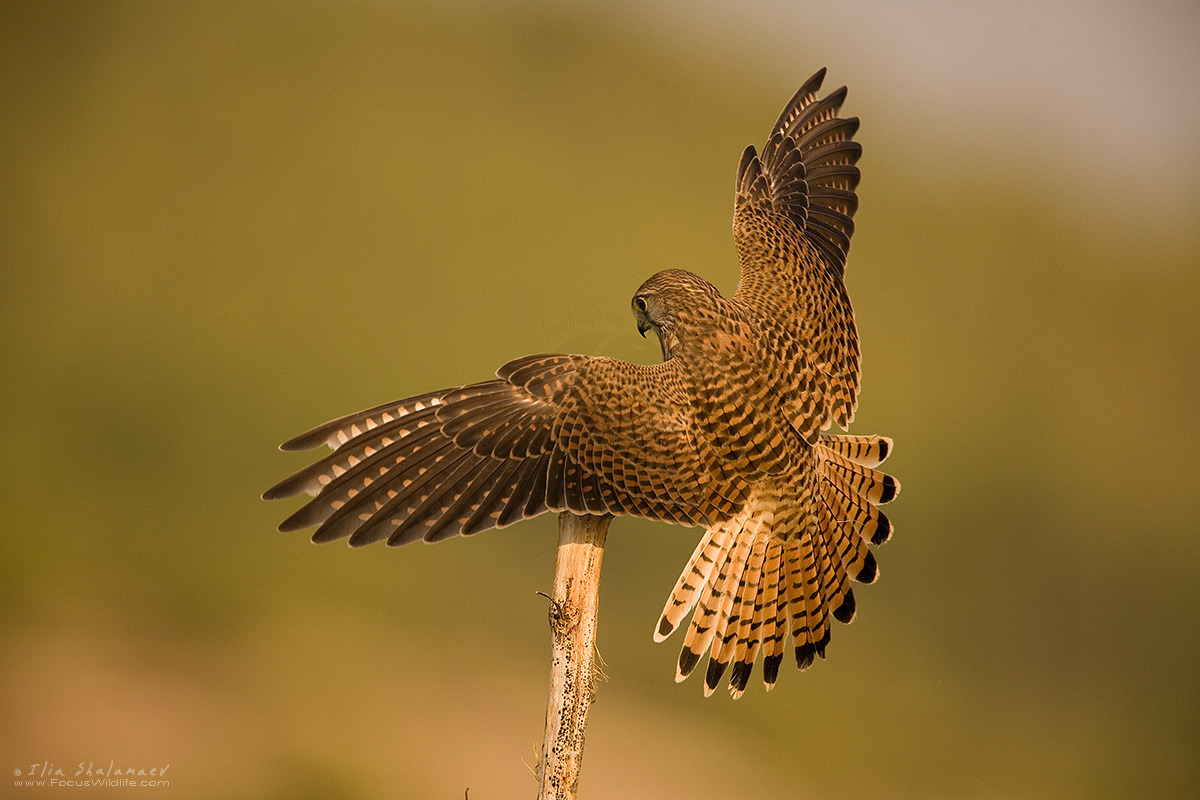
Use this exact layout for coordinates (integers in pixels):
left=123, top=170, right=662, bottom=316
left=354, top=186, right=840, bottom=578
left=264, top=68, right=899, bottom=698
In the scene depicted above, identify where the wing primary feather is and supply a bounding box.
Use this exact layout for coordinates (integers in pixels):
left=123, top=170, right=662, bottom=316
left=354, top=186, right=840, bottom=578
left=265, top=409, right=443, bottom=501
left=522, top=451, right=555, bottom=518
left=348, top=447, right=479, bottom=547
left=494, top=454, right=550, bottom=526
left=770, top=67, right=827, bottom=134
left=285, top=432, right=460, bottom=537
left=416, top=456, right=514, bottom=543
left=278, top=390, right=447, bottom=452
left=458, top=457, right=526, bottom=535
left=309, top=437, right=462, bottom=545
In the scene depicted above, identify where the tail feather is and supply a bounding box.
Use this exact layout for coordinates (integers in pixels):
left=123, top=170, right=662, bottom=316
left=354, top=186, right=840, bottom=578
left=783, top=533, right=818, bottom=669
left=817, top=433, right=892, bottom=468
left=709, top=525, right=769, bottom=697
left=799, top=523, right=833, bottom=668
left=813, top=500, right=854, bottom=626
left=656, top=434, right=898, bottom=696
left=701, top=539, right=749, bottom=696
left=814, top=479, right=876, bottom=581
left=822, top=448, right=900, bottom=505
left=675, top=555, right=721, bottom=680
left=822, top=462, right=894, bottom=549
left=655, top=526, right=733, bottom=642
left=727, top=535, right=769, bottom=698
left=679, top=530, right=750, bottom=685
left=759, top=538, right=788, bottom=689
left=818, top=499, right=857, bottom=624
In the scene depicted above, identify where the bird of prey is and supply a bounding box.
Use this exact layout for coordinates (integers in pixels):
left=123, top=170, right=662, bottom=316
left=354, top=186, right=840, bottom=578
left=263, top=68, right=899, bottom=698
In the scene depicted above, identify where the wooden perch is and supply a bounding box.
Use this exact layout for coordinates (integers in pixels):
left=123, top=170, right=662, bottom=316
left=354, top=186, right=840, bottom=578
left=537, top=511, right=612, bottom=800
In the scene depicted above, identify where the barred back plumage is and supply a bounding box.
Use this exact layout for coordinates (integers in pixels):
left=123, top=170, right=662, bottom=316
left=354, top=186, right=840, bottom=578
left=264, top=68, right=900, bottom=697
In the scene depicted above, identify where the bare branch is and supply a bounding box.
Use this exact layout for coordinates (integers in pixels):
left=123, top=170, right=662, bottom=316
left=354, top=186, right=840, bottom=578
left=536, top=512, right=611, bottom=800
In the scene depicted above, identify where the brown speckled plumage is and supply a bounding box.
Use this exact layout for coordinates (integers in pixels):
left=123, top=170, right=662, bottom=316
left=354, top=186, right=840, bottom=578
left=264, top=69, right=899, bottom=697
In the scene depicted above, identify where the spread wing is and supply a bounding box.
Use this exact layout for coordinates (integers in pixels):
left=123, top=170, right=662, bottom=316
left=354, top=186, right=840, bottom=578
left=732, top=68, right=862, bottom=431
left=262, top=354, right=721, bottom=546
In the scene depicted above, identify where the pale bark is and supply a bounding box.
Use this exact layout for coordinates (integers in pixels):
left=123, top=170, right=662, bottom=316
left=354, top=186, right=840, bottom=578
left=536, top=512, right=611, bottom=800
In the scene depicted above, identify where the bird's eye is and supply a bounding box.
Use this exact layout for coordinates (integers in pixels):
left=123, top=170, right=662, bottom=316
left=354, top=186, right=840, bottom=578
left=634, top=297, right=648, bottom=313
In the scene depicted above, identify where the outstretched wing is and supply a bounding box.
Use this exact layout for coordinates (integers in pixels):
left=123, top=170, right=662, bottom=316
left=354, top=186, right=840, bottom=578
left=262, top=354, right=720, bottom=546
left=732, top=68, right=862, bottom=431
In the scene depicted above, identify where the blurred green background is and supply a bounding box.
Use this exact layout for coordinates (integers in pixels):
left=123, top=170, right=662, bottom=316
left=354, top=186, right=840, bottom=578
left=2, top=1, right=1198, bottom=798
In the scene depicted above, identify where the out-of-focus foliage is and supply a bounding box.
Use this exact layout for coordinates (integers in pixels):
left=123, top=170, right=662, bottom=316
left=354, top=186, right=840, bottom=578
left=2, top=2, right=1197, bottom=798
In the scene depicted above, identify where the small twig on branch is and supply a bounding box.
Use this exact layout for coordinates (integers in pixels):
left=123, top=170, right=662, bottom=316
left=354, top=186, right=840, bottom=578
left=536, top=511, right=612, bottom=800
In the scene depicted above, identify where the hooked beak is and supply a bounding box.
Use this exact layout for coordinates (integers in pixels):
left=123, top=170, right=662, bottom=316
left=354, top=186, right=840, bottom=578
left=637, top=318, right=650, bottom=337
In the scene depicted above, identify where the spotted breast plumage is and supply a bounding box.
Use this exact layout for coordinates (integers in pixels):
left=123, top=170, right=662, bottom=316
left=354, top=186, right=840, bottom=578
left=263, top=68, right=899, bottom=697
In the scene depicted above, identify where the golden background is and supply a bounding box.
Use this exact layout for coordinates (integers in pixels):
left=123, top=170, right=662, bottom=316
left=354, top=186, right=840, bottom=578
left=2, top=1, right=1197, bottom=797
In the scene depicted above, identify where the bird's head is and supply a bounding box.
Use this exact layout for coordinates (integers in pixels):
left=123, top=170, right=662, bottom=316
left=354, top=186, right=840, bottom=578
left=631, top=269, right=722, bottom=361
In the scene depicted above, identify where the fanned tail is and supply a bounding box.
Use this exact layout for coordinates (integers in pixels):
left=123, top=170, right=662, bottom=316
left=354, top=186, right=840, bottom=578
left=654, top=434, right=899, bottom=697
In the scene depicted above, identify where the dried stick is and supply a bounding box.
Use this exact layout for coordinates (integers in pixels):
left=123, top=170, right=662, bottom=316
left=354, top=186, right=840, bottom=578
left=537, top=511, right=612, bottom=800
